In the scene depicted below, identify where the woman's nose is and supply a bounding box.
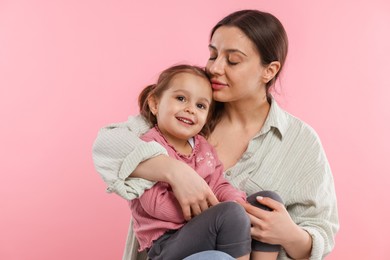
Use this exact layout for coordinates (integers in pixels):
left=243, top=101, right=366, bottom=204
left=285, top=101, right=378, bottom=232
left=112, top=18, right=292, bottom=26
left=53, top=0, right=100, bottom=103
left=208, top=59, right=224, bottom=76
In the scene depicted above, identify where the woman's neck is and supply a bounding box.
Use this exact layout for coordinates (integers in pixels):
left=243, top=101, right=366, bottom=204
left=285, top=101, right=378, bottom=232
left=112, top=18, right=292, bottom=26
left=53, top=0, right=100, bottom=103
left=222, top=94, right=270, bottom=131
left=208, top=93, right=271, bottom=170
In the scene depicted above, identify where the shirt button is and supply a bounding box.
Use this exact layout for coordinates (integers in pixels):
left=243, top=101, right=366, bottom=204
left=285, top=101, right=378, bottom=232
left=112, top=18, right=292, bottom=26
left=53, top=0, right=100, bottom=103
left=226, top=171, right=231, bottom=176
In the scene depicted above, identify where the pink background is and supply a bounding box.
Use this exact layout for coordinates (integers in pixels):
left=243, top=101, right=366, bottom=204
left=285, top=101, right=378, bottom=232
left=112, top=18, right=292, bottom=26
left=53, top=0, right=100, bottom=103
left=1, top=0, right=389, bottom=259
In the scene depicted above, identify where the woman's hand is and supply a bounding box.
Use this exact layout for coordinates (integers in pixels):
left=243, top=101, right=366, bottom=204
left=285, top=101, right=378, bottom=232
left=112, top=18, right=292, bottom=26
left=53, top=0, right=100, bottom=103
left=240, top=196, right=312, bottom=259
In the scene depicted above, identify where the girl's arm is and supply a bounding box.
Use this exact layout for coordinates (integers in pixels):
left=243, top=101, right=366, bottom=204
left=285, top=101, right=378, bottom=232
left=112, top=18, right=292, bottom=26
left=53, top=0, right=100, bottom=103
left=134, top=155, right=219, bottom=221
left=138, top=182, right=185, bottom=223
left=206, top=151, right=246, bottom=203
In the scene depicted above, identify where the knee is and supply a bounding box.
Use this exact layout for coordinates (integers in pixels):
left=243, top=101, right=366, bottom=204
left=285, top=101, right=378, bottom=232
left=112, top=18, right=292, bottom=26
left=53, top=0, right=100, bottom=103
left=247, top=191, right=283, bottom=211
left=216, top=201, right=250, bottom=227
left=257, top=190, right=283, bottom=203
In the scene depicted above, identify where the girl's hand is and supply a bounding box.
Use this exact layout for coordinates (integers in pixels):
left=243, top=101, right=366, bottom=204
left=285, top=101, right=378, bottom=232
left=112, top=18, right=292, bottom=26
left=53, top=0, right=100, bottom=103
left=165, top=160, right=219, bottom=221
left=134, top=155, right=219, bottom=221
left=239, top=197, right=312, bottom=259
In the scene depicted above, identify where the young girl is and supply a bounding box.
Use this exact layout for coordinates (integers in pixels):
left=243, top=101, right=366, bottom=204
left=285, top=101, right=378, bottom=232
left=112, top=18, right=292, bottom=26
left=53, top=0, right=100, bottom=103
left=130, top=64, right=280, bottom=260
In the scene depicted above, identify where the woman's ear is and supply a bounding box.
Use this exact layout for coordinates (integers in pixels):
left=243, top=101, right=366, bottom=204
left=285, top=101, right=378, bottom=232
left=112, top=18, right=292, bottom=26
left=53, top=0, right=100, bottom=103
left=263, top=61, right=281, bottom=83
left=147, top=95, right=158, bottom=116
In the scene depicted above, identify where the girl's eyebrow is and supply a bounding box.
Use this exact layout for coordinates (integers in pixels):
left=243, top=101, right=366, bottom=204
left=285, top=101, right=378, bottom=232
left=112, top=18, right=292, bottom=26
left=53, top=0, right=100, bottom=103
left=198, top=97, right=211, bottom=105
left=208, top=44, right=247, bottom=56
left=172, top=89, right=188, bottom=94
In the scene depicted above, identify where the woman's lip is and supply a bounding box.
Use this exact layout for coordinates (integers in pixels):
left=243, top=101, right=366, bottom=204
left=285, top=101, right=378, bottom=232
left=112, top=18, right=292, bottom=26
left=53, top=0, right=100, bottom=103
left=211, top=81, right=227, bottom=90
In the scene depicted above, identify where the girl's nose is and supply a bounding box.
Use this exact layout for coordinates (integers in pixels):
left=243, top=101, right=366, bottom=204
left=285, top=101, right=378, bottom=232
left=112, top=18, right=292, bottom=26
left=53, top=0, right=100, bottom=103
left=184, top=104, right=195, bottom=114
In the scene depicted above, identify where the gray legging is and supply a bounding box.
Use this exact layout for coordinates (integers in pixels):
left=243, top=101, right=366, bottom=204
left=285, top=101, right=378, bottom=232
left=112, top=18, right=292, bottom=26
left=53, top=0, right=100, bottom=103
left=148, top=191, right=283, bottom=260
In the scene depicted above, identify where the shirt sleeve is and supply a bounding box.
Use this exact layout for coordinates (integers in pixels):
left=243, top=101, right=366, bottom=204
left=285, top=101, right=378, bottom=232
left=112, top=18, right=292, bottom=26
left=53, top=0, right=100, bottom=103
left=92, top=115, right=168, bottom=200
left=288, top=139, right=339, bottom=260
left=138, top=182, right=185, bottom=224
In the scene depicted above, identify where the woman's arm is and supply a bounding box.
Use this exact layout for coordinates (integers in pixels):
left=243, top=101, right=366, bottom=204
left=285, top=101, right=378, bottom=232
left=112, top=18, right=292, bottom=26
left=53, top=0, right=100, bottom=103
left=92, top=116, right=166, bottom=199
left=241, top=157, right=338, bottom=259
left=92, top=116, right=218, bottom=220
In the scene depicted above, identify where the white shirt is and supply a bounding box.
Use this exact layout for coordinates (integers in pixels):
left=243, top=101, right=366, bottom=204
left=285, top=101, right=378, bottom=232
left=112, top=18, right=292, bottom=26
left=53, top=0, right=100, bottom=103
left=92, top=99, right=339, bottom=260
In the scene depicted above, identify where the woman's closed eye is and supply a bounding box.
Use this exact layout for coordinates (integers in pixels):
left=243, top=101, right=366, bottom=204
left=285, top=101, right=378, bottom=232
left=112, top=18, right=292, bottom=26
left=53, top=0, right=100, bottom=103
left=208, top=55, right=217, bottom=61
left=208, top=55, right=239, bottom=66
left=227, top=59, right=239, bottom=65
left=227, top=55, right=240, bottom=65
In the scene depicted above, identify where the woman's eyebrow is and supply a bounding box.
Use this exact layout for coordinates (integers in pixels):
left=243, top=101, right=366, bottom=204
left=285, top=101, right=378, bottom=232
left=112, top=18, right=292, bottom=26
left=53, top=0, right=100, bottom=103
left=208, top=44, right=247, bottom=56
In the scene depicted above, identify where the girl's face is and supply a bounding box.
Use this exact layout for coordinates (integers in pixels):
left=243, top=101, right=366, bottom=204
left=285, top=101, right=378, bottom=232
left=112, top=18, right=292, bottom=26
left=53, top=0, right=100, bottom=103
left=149, top=73, right=212, bottom=144
left=206, top=26, right=268, bottom=103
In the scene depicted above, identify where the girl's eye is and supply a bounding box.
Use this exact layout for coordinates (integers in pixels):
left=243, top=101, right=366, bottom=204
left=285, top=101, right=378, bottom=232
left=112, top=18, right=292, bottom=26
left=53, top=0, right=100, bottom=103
left=197, top=103, right=207, bottom=110
left=176, top=96, right=185, bottom=102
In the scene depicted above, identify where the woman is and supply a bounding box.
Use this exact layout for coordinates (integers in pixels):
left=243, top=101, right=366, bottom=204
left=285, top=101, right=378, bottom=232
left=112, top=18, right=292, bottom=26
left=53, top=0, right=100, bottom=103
left=93, top=10, right=339, bottom=260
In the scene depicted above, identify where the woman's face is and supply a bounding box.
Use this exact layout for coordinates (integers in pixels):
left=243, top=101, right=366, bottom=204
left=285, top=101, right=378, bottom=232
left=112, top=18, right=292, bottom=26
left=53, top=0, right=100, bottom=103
left=206, top=26, right=267, bottom=103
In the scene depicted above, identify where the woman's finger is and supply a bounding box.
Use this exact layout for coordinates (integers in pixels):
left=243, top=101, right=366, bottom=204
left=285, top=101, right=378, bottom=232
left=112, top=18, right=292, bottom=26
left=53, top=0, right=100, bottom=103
left=246, top=212, right=266, bottom=241
left=246, top=211, right=263, bottom=226
left=240, top=201, right=268, bottom=219
left=256, top=196, right=283, bottom=211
